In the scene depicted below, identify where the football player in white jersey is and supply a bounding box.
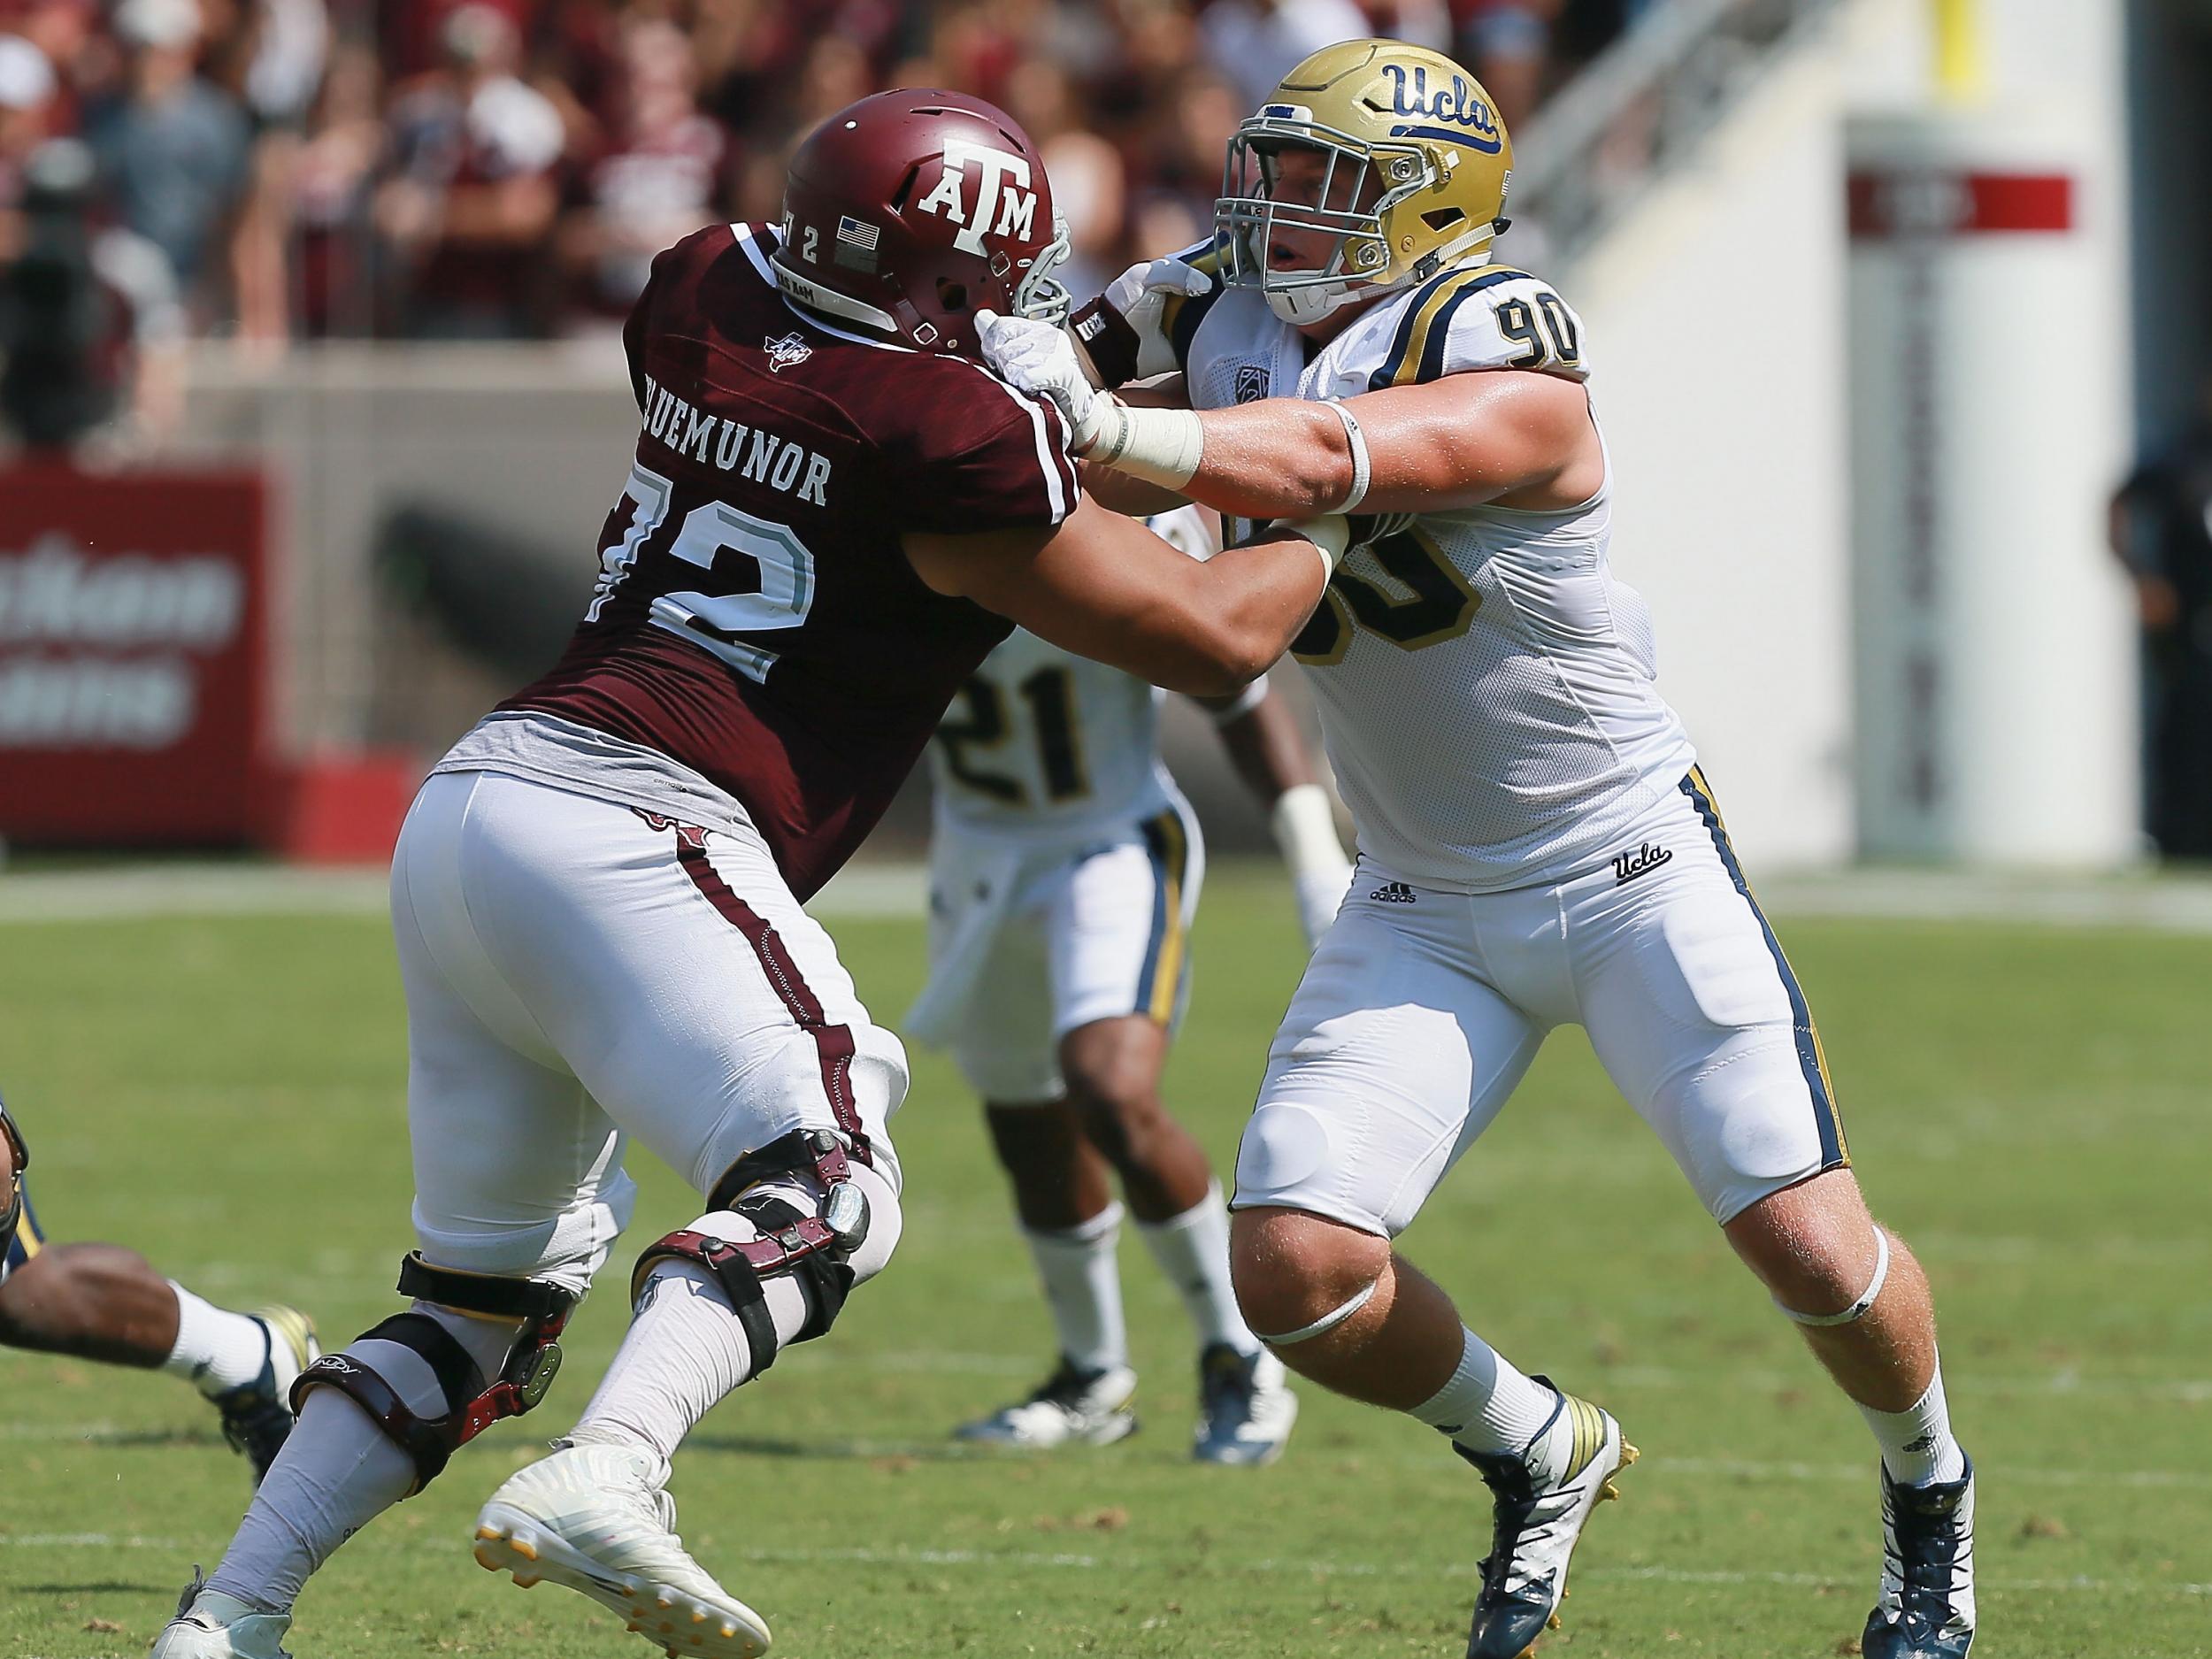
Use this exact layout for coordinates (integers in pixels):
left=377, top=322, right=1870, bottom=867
left=911, top=503, right=1348, bottom=1464
left=980, top=40, right=1976, bottom=1659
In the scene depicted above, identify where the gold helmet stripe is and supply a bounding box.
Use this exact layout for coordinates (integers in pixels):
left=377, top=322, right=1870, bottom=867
left=1370, top=265, right=1531, bottom=391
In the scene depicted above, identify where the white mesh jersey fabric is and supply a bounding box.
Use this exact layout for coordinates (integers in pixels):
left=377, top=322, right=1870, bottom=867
left=1185, top=270, right=1695, bottom=892
left=928, top=507, right=1214, bottom=842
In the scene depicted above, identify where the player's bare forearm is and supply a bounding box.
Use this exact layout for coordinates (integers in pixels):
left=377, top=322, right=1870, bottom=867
left=1079, top=465, right=1189, bottom=518
left=1165, top=372, right=1601, bottom=518
left=903, top=500, right=1330, bottom=697
left=1198, top=682, right=1317, bottom=805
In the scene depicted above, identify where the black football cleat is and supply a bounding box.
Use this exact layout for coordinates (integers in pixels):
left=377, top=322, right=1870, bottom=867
left=1862, top=1456, right=1977, bottom=1658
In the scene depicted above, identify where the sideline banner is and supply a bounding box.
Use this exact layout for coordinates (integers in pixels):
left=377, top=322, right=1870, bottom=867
left=0, top=467, right=270, bottom=845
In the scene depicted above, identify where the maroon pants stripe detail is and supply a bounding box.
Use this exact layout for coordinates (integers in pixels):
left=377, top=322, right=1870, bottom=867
left=674, top=839, right=872, bottom=1166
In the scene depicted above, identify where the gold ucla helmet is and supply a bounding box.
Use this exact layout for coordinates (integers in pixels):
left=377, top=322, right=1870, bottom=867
left=1217, top=39, right=1513, bottom=326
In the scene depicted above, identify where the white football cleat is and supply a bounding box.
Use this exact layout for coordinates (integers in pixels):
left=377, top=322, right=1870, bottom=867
left=150, top=1577, right=292, bottom=1659
left=952, top=1356, right=1139, bottom=1448
left=474, top=1440, right=772, bottom=1659
left=1193, top=1341, right=1299, bottom=1466
left=1459, top=1379, right=1636, bottom=1658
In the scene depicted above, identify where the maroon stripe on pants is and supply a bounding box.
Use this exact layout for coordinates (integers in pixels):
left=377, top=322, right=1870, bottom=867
left=674, top=838, right=872, bottom=1166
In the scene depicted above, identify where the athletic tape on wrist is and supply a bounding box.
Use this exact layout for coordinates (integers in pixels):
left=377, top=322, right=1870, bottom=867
left=1272, top=783, right=1347, bottom=877
left=1256, top=1279, right=1378, bottom=1347
left=1092, top=399, right=1203, bottom=489
left=1776, top=1229, right=1891, bottom=1327
left=1324, top=401, right=1371, bottom=514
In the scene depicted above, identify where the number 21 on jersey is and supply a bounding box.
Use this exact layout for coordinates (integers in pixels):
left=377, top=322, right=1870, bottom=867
left=589, top=460, right=818, bottom=684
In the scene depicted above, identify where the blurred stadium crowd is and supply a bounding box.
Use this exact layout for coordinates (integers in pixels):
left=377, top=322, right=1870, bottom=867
left=0, top=0, right=1648, bottom=350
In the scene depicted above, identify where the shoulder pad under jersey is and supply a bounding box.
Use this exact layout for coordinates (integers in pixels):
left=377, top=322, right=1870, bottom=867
left=1358, top=265, right=1592, bottom=391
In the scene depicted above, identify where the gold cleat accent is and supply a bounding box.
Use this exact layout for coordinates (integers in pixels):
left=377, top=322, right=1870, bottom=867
left=1620, top=1440, right=1641, bottom=1465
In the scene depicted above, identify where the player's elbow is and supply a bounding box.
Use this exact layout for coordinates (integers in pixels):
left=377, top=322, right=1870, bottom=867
left=1151, top=630, right=1268, bottom=699
left=1190, top=627, right=1279, bottom=697
left=1275, top=427, right=1351, bottom=518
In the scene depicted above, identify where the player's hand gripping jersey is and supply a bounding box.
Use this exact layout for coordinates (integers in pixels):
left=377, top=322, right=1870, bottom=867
left=1155, top=254, right=1696, bottom=892
left=470, top=221, right=1081, bottom=898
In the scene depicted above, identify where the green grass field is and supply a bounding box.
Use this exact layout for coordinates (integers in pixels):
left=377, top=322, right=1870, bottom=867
left=3, top=866, right=2208, bottom=1659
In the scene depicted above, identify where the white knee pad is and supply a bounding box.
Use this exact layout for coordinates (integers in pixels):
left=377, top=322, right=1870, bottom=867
left=1253, top=1278, right=1379, bottom=1347
left=1775, top=1228, right=1890, bottom=1326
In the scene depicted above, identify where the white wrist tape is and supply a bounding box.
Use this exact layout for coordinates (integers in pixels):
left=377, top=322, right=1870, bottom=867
left=1776, top=1229, right=1891, bottom=1327
left=1089, top=398, right=1203, bottom=490
left=1323, top=400, right=1371, bottom=513
left=1292, top=513, right=1348, bottom=577
left=1256, top=1279, right=1378, bottom=1347
left=1272, top=783, right=1347, bottom=878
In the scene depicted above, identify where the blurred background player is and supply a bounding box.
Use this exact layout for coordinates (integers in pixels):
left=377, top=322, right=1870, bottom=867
left=911, top=502, right=1348, bottom=1464
left=0, top=1091, right=319, bottom=1482
left=153, top=89, right=1340, bottom=1659
left=2109, top=369, right=2212, bottom=861
left=987, top=39, right=1977, bottom=1659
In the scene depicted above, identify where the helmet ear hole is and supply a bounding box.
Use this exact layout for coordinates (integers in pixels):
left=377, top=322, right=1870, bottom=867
left=936, top=279, right=969, bottom=312
left=1421, top=207, right=1466, bottom=233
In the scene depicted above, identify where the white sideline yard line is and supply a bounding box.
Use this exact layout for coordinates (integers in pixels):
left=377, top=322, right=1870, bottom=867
left=8, top=1419, right=2200, bottom=1492
left=7, top=861, right=2212, bottom=931
left=0, top=1532, right=2203, bottom=1600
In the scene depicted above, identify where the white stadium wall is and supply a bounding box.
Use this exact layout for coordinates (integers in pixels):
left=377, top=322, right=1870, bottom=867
left=1563, top=23, right=1867, bottom=868
left=1560, top=0, right=2139, bottom=868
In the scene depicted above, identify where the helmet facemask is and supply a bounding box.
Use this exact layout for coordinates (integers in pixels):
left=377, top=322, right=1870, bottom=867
left=1217, top=108, right=1499, bottom=326
left=1009, top=213, right=1073, bottom=326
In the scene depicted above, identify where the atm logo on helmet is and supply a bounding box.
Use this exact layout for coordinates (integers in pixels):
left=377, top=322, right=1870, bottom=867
left=1380, top=64, right=1503, bottom=153
left=914, top=136, right=1039, bottom=256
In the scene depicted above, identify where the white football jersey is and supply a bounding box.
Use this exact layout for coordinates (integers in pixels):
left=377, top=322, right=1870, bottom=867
left=928, top=507, right=1216, bottom=841
left=1176, top=263, right=1696, bottom=891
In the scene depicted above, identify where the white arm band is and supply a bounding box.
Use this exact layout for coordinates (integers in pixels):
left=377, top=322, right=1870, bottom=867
left=1271, top=783, right=1348, bottom=879
left=1088, top=398, right=1204, bottom=490
left=1324, top=400, right=1371, bottom=513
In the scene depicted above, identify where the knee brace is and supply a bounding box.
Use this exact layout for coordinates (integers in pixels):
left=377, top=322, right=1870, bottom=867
left=289, top=1254, right=577, bottom=1494
left=1774, top=1228, right=1890, bottom=1327
left=1254, top=1278, right=1379, bottom=1347
left=631, top=1129, right=872, bottom=1378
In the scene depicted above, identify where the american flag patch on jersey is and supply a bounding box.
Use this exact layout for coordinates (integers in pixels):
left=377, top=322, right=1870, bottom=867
left=834, top=216, right=881, bottom=273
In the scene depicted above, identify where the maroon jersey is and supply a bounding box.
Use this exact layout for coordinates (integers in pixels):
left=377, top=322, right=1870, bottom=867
left=505, top=222, right=1080, bottom=896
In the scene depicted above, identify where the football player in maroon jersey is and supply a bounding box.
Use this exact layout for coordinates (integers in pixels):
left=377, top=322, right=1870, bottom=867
left=156, top=91, right=1347, bottom=1659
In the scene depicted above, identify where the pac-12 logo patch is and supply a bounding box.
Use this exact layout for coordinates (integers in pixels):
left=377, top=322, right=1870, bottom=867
left=764, top=332, right=813, bottom=373
left=1234, top=364, right=1269, bottom=403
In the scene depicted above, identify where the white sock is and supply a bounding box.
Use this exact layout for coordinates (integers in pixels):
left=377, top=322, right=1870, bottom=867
left=1135, top=1183, right=1258, bottom=1356
left=1024, top=1202, right=1128, bottom=1374
left=570, top=1181, right=818, bottom=1464
left=1860, top=1358, right=1967, bottom=1486
left=162, top=1284, right=272, bottom=1397
left=1408, top=1325, right=1563, bottom=1460
left=206, top=1304, right=515, bottom=1613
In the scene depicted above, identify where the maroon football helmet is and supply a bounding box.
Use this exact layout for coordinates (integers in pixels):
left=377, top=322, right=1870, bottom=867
left=773, top=88, right=1070, bottom=356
